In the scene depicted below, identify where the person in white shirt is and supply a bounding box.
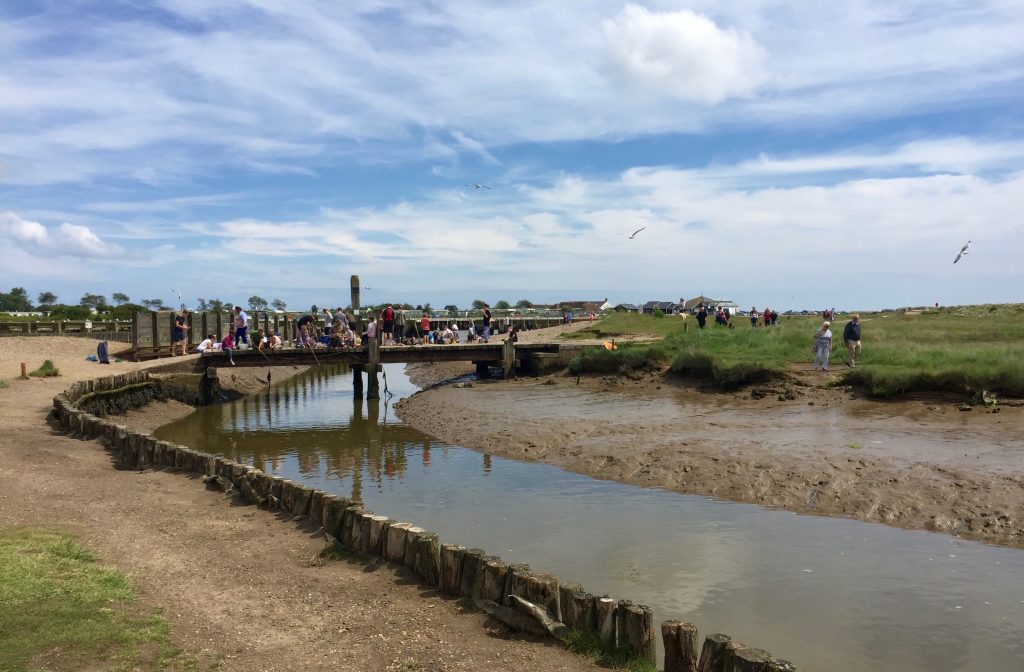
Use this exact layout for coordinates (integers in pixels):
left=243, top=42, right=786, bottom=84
left=234, top=306, right=250, bottom=347
left=195, top=334, right=215, bottom=353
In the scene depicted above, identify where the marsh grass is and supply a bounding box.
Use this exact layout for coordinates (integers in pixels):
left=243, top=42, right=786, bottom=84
left=0, top=527, right=212, bottom=671
left=0, top=379, right=8, bottom=389
left=563, top=629, right=657, bottom=672
left=28, top=359, right=60, bottom=377
left=563, top=306, right=1024, bottom=398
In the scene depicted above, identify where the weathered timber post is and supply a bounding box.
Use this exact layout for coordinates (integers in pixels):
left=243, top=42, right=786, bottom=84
left=502, top=338, right=515, bottom=379
left=697, top=633, right=736, bottom=672
left=596, top=596, right=617, bottom=645
left=623, top=604, right=656, bottom=665
left=728, top=648, right=773, bottom=672
left=440, top=544, right=467, bottom=595
left=477, top=556, right=508, bottom=603
left=351, top=274, right=364, bottom=393
left=151, top=311, right=160, bottom=347
left=367, top=334, right=380, bottom=399
left=663, top=620, right=699, bottom=672
left=459, top=548, right=486, bottom=598
left=560, top=583, right=596, bottom=632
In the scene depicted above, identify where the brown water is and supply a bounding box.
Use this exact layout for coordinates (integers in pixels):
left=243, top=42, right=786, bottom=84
left=155, top=365, right=1024, bottom=671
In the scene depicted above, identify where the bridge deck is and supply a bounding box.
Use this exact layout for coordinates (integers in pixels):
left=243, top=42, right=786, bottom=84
left=199, top=342, right=563, bottom=368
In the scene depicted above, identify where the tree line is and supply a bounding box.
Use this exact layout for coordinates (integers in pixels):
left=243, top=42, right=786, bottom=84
left=1, top=287, right=539, bottom=319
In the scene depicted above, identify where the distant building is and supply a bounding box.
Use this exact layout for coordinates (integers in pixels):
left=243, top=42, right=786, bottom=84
left=642, top=301, right=682, bottom=315
left=682, top=296, right=739, bottom=316
left=613, top=303, right=639, bottom=313
left=556, top=298, right=612, bottom=313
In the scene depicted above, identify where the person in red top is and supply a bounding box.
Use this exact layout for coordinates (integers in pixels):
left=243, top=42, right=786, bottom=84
left=419, top=313, right=430, bottom=344
left=381, top=304, right=396, bottom=345
left=220, top=330, right=235, bottom=365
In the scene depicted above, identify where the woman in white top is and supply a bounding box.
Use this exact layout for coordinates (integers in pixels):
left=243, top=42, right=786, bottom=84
left=195, top=334, right=215, bottom=353
left=812, top=321, right=833, bottom=371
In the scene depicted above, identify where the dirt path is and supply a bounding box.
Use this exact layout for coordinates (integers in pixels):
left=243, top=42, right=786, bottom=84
left=396, top=334, right=1024, bottom=549
left=0, top=337, right=601, bottom=672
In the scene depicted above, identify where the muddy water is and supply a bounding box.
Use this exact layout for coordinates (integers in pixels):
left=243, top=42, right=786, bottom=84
left=155, top=365, right=1024, bottom=672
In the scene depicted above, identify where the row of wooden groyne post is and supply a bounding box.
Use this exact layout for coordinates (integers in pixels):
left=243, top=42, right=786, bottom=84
left=53, top=371, right=798, bottom=672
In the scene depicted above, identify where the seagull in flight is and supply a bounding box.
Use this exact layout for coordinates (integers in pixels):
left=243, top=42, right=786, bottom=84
left=953, top=240, right=971, bottom=264
left=620, top=227, right=646, bottom=240
left=465, top=183, right=492, bottom=190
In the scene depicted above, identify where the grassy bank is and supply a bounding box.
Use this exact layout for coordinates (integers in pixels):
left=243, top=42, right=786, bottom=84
left=0, top=527, right=212, bottom=671
left=564, top=305, right=1024, bottom=398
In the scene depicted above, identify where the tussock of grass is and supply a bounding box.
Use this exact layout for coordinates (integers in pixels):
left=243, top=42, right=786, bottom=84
left=28, top=360, right=60, bottom=377
left=564, top=629, right=657, bottom=672
left=565, top=306, right=1024, bottom=398
left=0, top=379, right=9, bottom=389
left=0, top=527, right=211, bottom=671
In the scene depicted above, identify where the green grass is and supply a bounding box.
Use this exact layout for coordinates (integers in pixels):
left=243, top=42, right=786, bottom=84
left=564, top=629, right=657, bottom=672
left=28, top=360, right=60, bottom=378
left=563, top=305, right=1024, bottom=398
left=0, top=527, right=215, bottom=672
left=0, top=379, right=8, bottom=389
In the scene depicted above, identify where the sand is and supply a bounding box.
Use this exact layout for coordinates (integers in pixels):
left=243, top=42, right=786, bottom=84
left=0, top=337, right=602, bottom=671
left=396, top=330, right=1024, bottom=549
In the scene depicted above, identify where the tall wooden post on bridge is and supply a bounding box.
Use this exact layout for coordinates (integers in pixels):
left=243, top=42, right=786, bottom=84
left=502, top=338, right=515, bottom=379
left=351, top=275, right=364, bottom=396
left=367, top=333, right=380, bottom=399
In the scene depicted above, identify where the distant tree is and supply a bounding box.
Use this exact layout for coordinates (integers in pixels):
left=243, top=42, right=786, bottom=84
left=494, top=300, right=511, bottom=310
left=206, top=298, right=225, bottom=313
left=415, top=304, right=423, bottom=311
left=271, top=298, right=287, bottom=311
left=0, top=287, right=33, bottom=312
left=248, top=295, right=269, bottom=311
left=141, top=299, right=164, bottom=311
left=444, top=304, right=459, bottom=313
left=37, top=291, right=58, bottom=307
left=47, top=304, right=91, bottom=320
left=111, top=292, right=130, bottom=305
left=107, top=303, right=146, bottom=320
left=515, top=299, right=533, bottom=309
left=79, top=293, right=108, bottom=311
left=471, top=299, right=486, bottom=309
left=196, top=298, right=209, bottom=310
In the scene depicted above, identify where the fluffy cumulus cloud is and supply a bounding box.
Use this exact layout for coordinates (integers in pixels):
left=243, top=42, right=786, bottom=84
left=0, top=211, right=124, bottom=259
left=602, top=4, right=765, bottom=103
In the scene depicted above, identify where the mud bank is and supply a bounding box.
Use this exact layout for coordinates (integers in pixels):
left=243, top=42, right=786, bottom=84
left=396, top=363, right=1024, bottom=549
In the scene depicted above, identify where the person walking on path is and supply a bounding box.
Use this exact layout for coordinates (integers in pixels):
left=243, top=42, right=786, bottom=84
left=843, top=314, right=862, bottom=367
left=381, top=304, right=395, bottom=345
left=812, top=320, right=833, bottom=371
left=172, top=309, right=191, bottom=356
left=696, top=305, right=708, bottom=329
left=233, top=305, right=249, bottom=347
left=750, top=307, right=759, bottom=327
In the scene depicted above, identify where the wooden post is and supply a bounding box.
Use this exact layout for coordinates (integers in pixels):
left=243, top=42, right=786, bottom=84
left=477, top=556, right=508, bottom=603
left=403, top=526, right=426, bottom=568
left=596, top=596, right=617, bottom=645
left=440, top=544, right=467, bottom=596
left=151, top=311, right=160, bottom=347
left=697, top=633, right=737, bottom=672
left=459, top=548, right=486, bottom=598
left=383, top=522, right=412, bottom=563
left=502, top=337, right=515, bottom=379
left=623, top=604, right=656, bottom=664
left=413, top=532, right=441, bottom=587
left=350, top=274, right=361, bottom=334
left=20, top=362, right=27, bottom=378
left=367, top=335, right=379, bottom=399
left=560, top=583, right=595, bottom=632
left=728, top=648, right=773, bottom=672
left=663, top=621, right=699, bottom=672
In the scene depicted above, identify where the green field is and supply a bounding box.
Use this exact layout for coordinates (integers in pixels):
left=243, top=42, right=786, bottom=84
left=0, top=528, right=215, bottom=671
left=564, top=305, right=1024, bottom=398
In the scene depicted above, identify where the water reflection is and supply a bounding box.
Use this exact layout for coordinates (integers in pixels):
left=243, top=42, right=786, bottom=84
left=154, top=364, right=1024, bottom=672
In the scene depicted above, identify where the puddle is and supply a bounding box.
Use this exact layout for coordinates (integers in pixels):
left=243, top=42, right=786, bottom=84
left=155, top=364, right=1024, bottom=671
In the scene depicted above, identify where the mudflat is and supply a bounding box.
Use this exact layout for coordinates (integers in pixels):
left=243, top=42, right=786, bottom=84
left=0, top=337, right=603, bottom=671
left=396, top=328, right=1024, bottom=549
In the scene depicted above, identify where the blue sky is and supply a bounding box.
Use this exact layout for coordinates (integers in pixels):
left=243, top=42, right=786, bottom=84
left=2, top=0, right=1023, bottom=311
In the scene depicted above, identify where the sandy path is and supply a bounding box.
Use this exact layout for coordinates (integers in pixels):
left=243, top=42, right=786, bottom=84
left=0, top=337, right=600, bottom=671
left=396, top=332, right=1024, bottom=549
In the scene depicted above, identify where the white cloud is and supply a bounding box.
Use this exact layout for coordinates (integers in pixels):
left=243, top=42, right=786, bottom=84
left=602, top=4, right=765, bottom=103
left=0, top=211, right=125, bottom=259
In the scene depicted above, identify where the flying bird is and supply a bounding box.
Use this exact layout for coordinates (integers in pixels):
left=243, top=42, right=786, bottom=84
left=465, top=183, right=492, bottom=189
left=953, top=240, right=971, bottom=264
left=620, top=227, right=646, bottom=240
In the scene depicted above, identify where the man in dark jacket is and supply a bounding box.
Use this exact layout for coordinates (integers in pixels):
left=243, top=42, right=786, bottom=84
left=843, top=314, right=862, bottom=367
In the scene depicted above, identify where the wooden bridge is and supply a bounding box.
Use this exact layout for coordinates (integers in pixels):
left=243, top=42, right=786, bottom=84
left=196, top=340, right=579, bottom=398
